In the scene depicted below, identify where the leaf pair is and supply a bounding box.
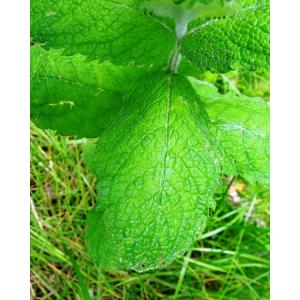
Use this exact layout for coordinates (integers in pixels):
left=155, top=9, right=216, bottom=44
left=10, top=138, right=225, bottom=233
left=31, top=0, right=269, bottom=72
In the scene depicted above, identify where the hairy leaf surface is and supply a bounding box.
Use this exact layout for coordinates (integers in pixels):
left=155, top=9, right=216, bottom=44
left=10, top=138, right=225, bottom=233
left=86, top=71, right=221, bottom=271
left=31, top=46, right=143, bottom=137
left=31, top=0, right=176, bottom=67
left=181, top=0, right=270, bottom=72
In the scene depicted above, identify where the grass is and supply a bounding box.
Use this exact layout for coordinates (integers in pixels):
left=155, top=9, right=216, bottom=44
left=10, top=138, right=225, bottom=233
left=30, top=72, right=270, bottom=300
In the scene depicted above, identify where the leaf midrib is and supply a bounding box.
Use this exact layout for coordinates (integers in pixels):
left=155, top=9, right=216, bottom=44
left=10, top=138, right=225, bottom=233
left=157, top=75, right=173, bottom=205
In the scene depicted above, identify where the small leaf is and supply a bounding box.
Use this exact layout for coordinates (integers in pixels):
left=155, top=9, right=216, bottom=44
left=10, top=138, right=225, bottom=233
left=85, top=71, right=221, bottom=271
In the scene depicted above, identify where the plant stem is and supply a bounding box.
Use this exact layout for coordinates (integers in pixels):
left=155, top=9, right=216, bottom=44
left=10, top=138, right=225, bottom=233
left=167, top=40, right=182, bottom=74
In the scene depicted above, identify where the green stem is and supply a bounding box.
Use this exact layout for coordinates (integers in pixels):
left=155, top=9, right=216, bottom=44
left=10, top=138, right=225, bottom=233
left=167, top=40, right=182, bottom=74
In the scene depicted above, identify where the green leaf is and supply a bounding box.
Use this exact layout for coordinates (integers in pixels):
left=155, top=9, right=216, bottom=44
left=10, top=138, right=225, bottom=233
left=181, top=0, right=270, bottom=72
left=188, top=77, right=220, bottom=99
left=30, top=0, right=176, bottom=67
left=86, top=71, right=221, bottom=271
left=82, top=139, right=98, bottom=174
left=191, top=79, right=270, bottom=184
left=31, top=45, right=143, bottom=137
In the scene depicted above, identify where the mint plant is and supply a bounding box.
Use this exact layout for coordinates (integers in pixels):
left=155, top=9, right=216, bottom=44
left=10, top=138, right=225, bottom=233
left=31, top=0, right=270, bottom=271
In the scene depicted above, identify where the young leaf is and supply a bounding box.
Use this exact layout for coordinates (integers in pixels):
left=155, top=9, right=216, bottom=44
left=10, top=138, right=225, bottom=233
left=31, top=45, right=143, bottom=137
left=86, top=71, right=221, bottom=271
left=30, top=0, right=176, bottom=67
left=181, top=0, right=270, bottom=72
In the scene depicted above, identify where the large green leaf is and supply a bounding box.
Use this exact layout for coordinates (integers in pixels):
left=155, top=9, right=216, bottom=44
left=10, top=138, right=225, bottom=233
left=190, top=79, right=270, bottom=184
left=31, top=45, right=143, bottom=137
left=181, top=0, right=270, bottom=72
left=86, top=71, right=221, bottom=271
left=30, top=0, right=176, bottom=67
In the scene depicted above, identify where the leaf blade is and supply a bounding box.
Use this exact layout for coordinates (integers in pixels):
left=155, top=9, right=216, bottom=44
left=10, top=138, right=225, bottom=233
left=191, top=79, right=270, bottom=184
left=31, top=45, right=143, bottom=137
left=85, top=71, right=221, bottom=271
left=182, top=0, right=270, bottom=72
left=31, top=0, right=176, bottom=67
